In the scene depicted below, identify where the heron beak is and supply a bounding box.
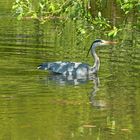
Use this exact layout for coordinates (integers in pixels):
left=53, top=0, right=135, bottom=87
left=103, top=40, right=118, bottom=45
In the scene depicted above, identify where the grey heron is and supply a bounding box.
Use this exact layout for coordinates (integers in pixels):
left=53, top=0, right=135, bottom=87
left=37, top=39, right=117, bottom=76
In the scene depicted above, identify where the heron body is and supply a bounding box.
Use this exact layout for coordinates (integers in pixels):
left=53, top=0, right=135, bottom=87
left=38, top=39, right=117, bottom=76
left=38, top=61, right=96, bottom=76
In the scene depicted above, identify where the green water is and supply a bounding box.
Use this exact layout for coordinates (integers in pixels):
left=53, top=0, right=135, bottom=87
left=0, top=1, right=140, bottom=140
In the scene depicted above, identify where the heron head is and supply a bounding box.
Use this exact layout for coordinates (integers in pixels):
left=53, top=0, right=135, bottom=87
left=93, top=39, right=117, bottom=47
left=86, top=39, right=117, bottom=57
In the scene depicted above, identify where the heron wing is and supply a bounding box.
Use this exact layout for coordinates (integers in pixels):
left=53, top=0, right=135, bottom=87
left=38, top=61, right=90, bottom=75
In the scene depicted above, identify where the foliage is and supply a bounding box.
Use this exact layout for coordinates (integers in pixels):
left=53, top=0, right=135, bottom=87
left=108, top=26, right=122, bottom=37
left=12, top=0, right=139, bottom=38
left=116, top=0, right=140, bottom=14
left=12, top=0, right=36, bottom=20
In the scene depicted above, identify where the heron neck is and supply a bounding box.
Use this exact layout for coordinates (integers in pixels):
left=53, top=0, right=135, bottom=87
left=91, top=48, right=100, bottom=72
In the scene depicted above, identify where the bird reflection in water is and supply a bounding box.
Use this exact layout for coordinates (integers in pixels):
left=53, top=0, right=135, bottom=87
left=44, top=73, right=93, bottom=85
left=88, top=74, right=106, bottom=108
left=38, top=73, right=106, bottom=108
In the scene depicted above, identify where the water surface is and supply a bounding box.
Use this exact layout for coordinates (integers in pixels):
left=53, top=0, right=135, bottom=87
left=0, top=1, right=140, bottom=140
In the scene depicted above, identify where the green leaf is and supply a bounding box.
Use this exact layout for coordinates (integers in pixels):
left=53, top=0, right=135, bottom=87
left=17, top=13, right=23, bottom=20
left=12, top=4, right=19, bottom=10
left=49, top=3, right=55, bottom=12
left=16, top=0, right=20, bottom=3
left=108, top=26, right=118, bottom=37
left=31, top=13, right=37, bottom=19
left=39, top=2, right=44, bottom=9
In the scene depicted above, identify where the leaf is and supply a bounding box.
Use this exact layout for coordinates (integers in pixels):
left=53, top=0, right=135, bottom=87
left=49, top=3, right=55, bottom=12
left=12, top=4, right=19, bottom=10
left=108, top=26, right=119, bottom=37
left=31, top=13, right=37, bottom=19
left=39, top=2, right=44, bottom=9
left=17, top=13, right=23, bottom=20
left=98, top=11, right=102, bottom=18
left=16, top=0, right=20, bottom=3
left=79, top=28, right=86, bottom=34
